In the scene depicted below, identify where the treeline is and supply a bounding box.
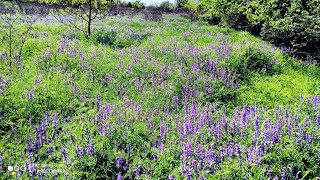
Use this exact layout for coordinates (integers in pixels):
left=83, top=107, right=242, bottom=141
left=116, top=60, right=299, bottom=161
left=180, top=0, right=320, bottom=63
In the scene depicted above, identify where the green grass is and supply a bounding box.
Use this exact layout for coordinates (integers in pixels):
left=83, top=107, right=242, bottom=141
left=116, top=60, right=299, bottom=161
left=0, top=13, right=319, bottom=179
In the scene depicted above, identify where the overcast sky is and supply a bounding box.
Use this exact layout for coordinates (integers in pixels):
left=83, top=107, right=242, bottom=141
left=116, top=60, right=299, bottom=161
left=122, top=0, right=176, bottom=6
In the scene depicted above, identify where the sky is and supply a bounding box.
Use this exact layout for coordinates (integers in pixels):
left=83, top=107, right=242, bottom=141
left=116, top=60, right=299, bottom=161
left=122, top=0, right=176, bottom=6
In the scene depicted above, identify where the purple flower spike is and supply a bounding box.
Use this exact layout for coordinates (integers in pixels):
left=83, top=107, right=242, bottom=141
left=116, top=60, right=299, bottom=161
left=255, top=116, right=260, bottom=140
left=48, top=147, right=52, bottom=158
left=52, top=114, right=58, bottom=129
left=87, top=143, right=95, bottom=156
left=160, top=123, right=168, bottom=140
left=60, top=148, right=67, bottom=163
left=184, top=141, right=193, bottom=158
left=73, top=84, right=78, bottom=98
left=281, top=167, right=286, bottom=180
left=183, top=117, right=192, bottom=136
left=76, top=146, right=85, bottom=157
left=97, top=94, right=101, bottom=111
left=169, top=175, right=176, bottom=180
left=305, top=133, right=311, bottom=148
left=135, top=168, right=139, bottom=177
left=0, top=151, right=3, bottom=172
left=115, top=157, right=124, bottom=168
left=117, top=172, right=123, bottom=180
left=38, top=170, right=43, bottom=180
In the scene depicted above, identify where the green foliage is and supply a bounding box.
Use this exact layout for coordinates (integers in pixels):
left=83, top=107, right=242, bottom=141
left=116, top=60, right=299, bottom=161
left=233, top=48, right=280, bottom=82
left=160, top=1, right=175, bottom=11
left=238, top=65, right=320, bottom=107
left=197, top=0, right=320, bottom=61
left=92, top=29, right=117, bottom=46
left=0, top=12, right=319, bottom=180
left=91, top=29, right=150, bottom=48
left=126, top=0, right=145, bottom=9
left=176, top=0, right=188, bottom=8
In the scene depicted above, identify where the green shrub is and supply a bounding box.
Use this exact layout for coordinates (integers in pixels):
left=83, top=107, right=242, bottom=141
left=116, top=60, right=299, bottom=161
left=126, top=1, right=145, bottom=9
left=176, top=0, right=188, bottom=8
left=92, top=30, right=117, bottom=46
left=231, top=48, right=280, bottom=82
left=160, top=1, right=175, bottom=11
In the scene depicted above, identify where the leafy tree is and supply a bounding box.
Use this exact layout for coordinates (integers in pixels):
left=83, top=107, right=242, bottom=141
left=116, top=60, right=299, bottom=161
left=41, top=0, right=115, bottom=37
left=176, top=0, right=188, bottom=8
left=0, top=1, right=37, bottom=73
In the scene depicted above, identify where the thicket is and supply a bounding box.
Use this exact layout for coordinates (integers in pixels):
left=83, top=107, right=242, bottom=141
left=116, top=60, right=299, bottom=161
left=196, top=0, right=320, bottom=63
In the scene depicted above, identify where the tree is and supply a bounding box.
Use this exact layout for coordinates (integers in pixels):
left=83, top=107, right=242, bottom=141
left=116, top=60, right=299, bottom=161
left=176, top=0, right=188, bottom=8
left=42, top=0, right=115, bottom=37
left=0, top=1, right=37, bottom=73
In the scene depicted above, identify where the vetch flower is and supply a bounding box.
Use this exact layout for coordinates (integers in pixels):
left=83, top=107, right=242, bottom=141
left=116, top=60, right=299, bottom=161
left=169, top=175, right=175, bottom=180
left=60, top=148, right=67, bottom=163
left=281, top=167, right=286, bottom=180
left=52, top=114, right=58, bottom=129
left=97, top=94, right=101, bottom=111
left=38, top=170, right=43, bottom=180
left=184, top=141, right=193, bottom=158
left=87, top=143, right=95, bottom=156
left=305, top=132, right=311, bottom=148
left=117, top=172, right=123, bottom=180
left=76, top=146, right=85, bottom=157
left=160, top=122, right=168, bottom=140
left=115, top=157, right=124, bottom=168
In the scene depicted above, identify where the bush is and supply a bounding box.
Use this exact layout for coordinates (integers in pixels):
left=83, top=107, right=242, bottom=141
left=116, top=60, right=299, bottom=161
left=126, top=1, right=145, bottom=9
left=259, top=2, right=320, bottom=62
left=92, top=30, right=117, bottom=46
left=160, top=1, right=175, bottom=12
left=231, top=48, right=280, bottom=82
left=176, top=0, right=188, bottom=8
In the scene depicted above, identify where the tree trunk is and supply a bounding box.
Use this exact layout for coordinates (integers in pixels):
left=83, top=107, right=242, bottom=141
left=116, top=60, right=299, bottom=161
left=88, top=0, right=92, bottom=37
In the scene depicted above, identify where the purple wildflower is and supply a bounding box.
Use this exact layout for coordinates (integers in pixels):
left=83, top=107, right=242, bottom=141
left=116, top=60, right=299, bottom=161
left=281, top=167, right=286, bottom=180
left=38, top=170, right=43, bottom=180
left=52, top=114, right=58, bottom=129
left=97, top=94, right=101, bottom=111
left=115, top=157, right=124, bottom=168
left=73, top=84, right=78, bottom=98
left=184, top=141, right=193, bottom=158
left=117, top=172, right=123, bottom=180
left=136, top=104, right=141, bottom=120
left=48, top=147, right=52, bottom=158
left=255, top=116, right=260, bottom=140
left=60, top=148, right=67, bottom=163
left=76, top=146, right=85, bottom=157
left=0, top=152, right=3, bottom=172
left=160, top=122, right=168, bottom=140
left=87, top=143, right=95, bottom=156
left=305, top=133, right=311, bottom=148
left=173, top=96, right=179, bottom=110
left=183, top=117, right=193, bottom=136
left=103, top=104, right=111, bottom=120
left=24, top=161, right=29, bottom=173
left=135, top=168, right=139, bottom=177
left=16, top=166, right=22, bottom=178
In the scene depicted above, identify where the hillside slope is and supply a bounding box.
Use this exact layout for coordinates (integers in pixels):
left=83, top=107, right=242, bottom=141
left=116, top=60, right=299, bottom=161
left=0, top=14, right=319, bottom=179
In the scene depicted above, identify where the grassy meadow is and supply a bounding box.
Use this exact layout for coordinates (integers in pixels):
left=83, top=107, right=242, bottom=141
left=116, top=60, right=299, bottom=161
left=0, top=12, right=319, bottom=179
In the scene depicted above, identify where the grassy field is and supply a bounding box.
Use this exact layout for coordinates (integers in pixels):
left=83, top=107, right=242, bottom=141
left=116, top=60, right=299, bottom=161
left=0, top=13, right=319, bottom=179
